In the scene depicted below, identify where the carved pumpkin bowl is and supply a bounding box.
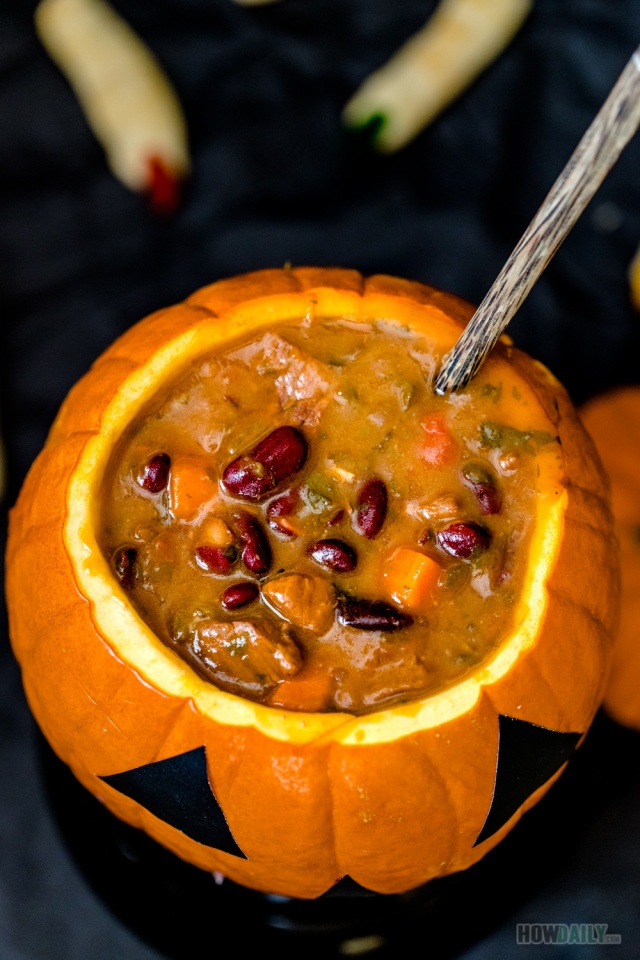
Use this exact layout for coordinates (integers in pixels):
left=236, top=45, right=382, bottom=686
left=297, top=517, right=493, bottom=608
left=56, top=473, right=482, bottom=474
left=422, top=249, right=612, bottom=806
left=5, top=267, right=619, bottom=899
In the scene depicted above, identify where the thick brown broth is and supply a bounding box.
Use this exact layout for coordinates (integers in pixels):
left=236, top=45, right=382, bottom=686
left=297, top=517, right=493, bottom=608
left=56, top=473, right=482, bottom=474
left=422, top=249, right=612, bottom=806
left=100, top=318, right=563, bottom=714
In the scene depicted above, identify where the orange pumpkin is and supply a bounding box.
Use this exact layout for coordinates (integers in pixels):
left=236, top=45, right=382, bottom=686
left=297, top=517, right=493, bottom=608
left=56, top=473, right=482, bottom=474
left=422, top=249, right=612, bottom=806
left=5, top=267, right=619, bottom=899
left=580, top=386, right=640, bottom=731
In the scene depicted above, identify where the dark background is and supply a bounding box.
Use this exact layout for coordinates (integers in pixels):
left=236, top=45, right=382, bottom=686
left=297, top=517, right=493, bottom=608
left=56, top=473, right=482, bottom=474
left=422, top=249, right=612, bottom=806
left=2, top=1, right=640, bottom=957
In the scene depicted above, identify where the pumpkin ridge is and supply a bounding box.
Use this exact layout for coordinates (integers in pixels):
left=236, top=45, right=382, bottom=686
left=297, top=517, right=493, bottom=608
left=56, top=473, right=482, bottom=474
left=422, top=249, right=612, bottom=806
left=204, top=724, right=251, bottom=805
left=545, top=583, right=614, bottom=635
left=542, top=587, right=615, bottom=715
left=310, top=716, right=360, bottom=744
left=547, top=545, right=619, bottom=626
left=524, top=657, right=574, bottom=730
left=562, top=512, right=614, bottom=540
left=420, top=746, right=461, bottom=866
left=325, top=741, right=342, bottom=881
left=294, top=266, right=366, bottom=296
left=564, top=480, right=610, bottom=507
left=484, top=653, right=571, bottom=731
left=105, top=304, right=216, bottom=360
left=536, top=628, right=611, bottom=723
left=113, top=691, right=194, bottom=766
left=54, top=429, right=102, bottom=443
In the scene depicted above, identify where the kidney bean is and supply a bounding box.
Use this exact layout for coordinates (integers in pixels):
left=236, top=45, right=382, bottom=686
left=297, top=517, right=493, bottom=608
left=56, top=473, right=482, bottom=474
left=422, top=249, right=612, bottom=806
left=257, top=427, right=307, bottom=480
left=337, top=597, right=413, bottom=631
left=222, top=455, right=269, bottom=500
left=220, top=581, right=259, bottom=610
left=436, top=522, right=492, bottom=560
left=266, top=489, right=299, bottom=518
left=266, top=489, right=300, bottom=536
left=234, top=512, right=272, bottom=574
left=309, top=538, right=357, bottom=573
left=114, top=547, right=137, bottom=588
left=196, top=544, right=237, bottom=575
left=461, top=462, right=502, bottom=515
left=223, top=426, right=307, bottom=500
left=138, top=453, right=171, bottom=493
left=473, top=484, right=502, bottom=516
left=353, top=477, right=388, bottom=539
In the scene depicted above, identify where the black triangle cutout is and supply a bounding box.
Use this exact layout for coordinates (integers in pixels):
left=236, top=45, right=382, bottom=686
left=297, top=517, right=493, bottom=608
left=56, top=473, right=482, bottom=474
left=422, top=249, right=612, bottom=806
left=474, top=715, right=581, bottom=846
left=100, top=746, right=247, bottom=858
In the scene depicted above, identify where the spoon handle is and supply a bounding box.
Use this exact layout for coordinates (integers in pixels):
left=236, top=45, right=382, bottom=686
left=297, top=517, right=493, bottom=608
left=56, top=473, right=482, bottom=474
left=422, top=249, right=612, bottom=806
left=435, top=45, right=640, bottom=396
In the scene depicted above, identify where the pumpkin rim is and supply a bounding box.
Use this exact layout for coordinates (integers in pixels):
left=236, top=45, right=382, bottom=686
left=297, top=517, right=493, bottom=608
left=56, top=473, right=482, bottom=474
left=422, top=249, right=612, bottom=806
left=64, top=283, right=566, bottom=745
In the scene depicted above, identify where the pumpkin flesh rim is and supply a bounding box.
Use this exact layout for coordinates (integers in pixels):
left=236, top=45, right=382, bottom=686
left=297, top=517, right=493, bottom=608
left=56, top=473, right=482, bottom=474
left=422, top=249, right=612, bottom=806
left=64, top=287, right=566, bottom=745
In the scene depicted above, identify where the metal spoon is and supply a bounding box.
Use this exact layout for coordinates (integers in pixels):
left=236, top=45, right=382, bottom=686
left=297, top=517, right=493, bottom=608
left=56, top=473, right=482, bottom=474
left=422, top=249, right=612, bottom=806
left=434, top=44, right=640, bottom=396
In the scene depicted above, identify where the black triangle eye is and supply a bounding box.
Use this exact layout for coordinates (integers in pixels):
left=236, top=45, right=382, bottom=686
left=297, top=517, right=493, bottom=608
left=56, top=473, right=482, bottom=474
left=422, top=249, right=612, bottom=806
left=100, top=746, right=247, bottom=859
left=475, top=715, right=582, bottom=846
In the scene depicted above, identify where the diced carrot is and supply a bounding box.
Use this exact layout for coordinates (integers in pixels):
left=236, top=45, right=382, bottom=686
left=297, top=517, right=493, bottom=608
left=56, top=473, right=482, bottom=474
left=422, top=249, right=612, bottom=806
left=168, top=457, right=216, bottom=521
left=268, top=664, right=334, bottom=713
left=420, top=413, right=458, bottom=466
left=383, top=546, right=441, bottom=612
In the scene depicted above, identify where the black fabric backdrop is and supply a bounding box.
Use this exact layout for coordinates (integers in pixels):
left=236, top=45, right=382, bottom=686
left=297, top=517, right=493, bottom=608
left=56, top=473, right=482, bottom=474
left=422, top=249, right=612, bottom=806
left=2, top=1, right=640, bottom=958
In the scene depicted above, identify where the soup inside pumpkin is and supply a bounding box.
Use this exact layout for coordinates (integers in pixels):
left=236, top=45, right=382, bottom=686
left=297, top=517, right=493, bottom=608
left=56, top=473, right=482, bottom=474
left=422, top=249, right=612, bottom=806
left=100, top=316, right=563, bottom=714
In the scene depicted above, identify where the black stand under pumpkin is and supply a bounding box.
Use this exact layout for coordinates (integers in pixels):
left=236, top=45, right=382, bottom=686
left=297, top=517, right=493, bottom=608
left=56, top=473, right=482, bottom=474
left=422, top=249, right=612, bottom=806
left=35, top=712, right=637, bottom=960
